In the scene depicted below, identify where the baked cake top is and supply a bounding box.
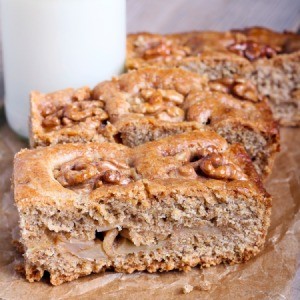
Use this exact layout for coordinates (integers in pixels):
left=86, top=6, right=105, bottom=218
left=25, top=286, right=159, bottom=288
left=30, top=68, right=278, bottom=148
left=92, top=68, right=277, bottom=134
left=30, top=87, right=118, bottom=147
left=29, top=68, right=208, bottom=147
left=14, top=131, right=269, bottom=209
left=127, top=27, right=300, bottom=69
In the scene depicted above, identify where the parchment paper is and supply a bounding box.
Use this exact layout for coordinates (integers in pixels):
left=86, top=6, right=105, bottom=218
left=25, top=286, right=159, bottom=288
left=0, top=117, right=299, bottom=300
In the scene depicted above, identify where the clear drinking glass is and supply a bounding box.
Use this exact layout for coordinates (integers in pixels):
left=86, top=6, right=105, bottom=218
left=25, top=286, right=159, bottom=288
left=1, top=0, right=126, bottom=137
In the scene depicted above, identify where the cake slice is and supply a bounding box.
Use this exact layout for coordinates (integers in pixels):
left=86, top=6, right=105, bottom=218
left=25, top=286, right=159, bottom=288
left=30, top=87, right=117, bottom=147
left=30, top=68, right=279, bottom=177
left=127, top=27, right=300, bottom=126
left=14, top=131, right=271, bottom=285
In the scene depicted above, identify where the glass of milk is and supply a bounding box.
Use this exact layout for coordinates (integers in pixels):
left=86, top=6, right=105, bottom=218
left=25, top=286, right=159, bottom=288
left=1, top=0, right=126, bottom=137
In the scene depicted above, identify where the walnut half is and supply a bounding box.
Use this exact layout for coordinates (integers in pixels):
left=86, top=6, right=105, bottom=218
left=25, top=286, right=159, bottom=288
left=54, top=156, right=134, bottom=192
left=130, top=88, right=185, bottom=122
left=227, top=40, right=281, bottom=61
left=41, top=99, right=108, bottom=131
left=194, top=153, right=247, bottom=181
left=209, top=77, right=260, bottom=102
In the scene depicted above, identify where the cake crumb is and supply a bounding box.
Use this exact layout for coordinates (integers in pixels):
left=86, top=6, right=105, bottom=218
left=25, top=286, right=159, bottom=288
left=183, top=284, right=194, bottom=294
left=198, top=280, right=211, bottom=291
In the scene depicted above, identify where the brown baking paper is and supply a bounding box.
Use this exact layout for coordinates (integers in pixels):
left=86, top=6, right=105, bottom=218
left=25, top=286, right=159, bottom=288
left=0, top=121, right=299, bottom=300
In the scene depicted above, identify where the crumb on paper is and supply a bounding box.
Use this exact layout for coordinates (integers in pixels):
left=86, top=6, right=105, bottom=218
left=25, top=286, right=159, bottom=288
left=198, top=280, right=211, bottom=291
left=183, top=284, right=194, bottom=294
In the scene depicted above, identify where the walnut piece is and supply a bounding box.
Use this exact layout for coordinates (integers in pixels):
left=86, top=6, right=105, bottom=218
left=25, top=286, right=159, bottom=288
left=41, top=99, right=108, bottom=131
left=139, top=38, right=190, bottom=60
left=156, top=107, right=185, bottom=122
left=130, top=88, right=185, bottom=122
left=55, top=157, right=98, bottom=186
left=167, top=147, right=246, bottom=181
left=209, top=77, right=260, bottom=102
left=63, top=101, right=107, bottom=122
left=228, top=40, right=281, bottom=61
left=195, top=153, right=247, bottom=180
left=54, top=156, right=134, bottom=192
left=168, top=146, right=241, bottom=180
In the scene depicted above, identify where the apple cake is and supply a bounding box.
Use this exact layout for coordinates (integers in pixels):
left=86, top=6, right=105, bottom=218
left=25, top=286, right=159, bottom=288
left=127, top=27, right=300, bottom=126
left=30, top=87, right=117, bottom=147
left=14, top=131, right=272, bottom=285
left=30, top=68, right=279, bottom=175
left=92, top=68, right=279, bottom=177
left=30, top=68, right=279, bottom=177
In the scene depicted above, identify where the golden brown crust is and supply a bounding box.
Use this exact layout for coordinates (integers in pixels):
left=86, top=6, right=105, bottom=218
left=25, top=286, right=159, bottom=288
left=126, top=27, right=300, bottom=126
left=14, top=142, right=132, bottom=207
left=15, top=131, right=268, bottom=204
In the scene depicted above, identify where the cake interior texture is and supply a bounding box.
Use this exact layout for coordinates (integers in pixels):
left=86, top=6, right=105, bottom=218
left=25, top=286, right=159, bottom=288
left=126, top=27, right=300, bottom=126
left=14, top=131, right=271, bottom=285
left=252, top=51, right=300, bottom=126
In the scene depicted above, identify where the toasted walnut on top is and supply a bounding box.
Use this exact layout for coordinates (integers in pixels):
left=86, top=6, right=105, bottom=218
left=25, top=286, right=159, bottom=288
left=129, top=31, right=285, bottom=65
left=165, top=146, right=247, bottom=181
left=40, top=88, right=109, bottom=131
left=54, top=156, right=140, bottom=193
left=209, top=77, right=261, bottom=102
left=134, top=36, right=191, bottom=61
left=128, top=88, right=186, bottom=122
left=227, top=41, right=281, bottom=61
left=192, top=153, right=247, bottom=181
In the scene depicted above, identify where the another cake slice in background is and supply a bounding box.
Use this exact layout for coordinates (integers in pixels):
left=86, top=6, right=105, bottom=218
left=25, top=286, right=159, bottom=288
left=127, top=27, right=300, bottom=126
left=14, top=131, right=271, bottom=285
left=30, top=68, right=279, bottom=177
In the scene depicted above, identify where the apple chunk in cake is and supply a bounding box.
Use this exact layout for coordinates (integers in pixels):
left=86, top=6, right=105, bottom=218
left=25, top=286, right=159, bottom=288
left=14, top=131, right=271, bottom=285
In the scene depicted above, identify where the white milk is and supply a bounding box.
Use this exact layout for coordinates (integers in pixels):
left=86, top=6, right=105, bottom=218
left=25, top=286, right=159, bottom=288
left=1, top=0, right=126, bottom=137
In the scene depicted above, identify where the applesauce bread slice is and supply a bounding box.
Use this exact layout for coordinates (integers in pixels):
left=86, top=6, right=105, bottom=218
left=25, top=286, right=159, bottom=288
left=14, top=131, right=271, bottom=285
